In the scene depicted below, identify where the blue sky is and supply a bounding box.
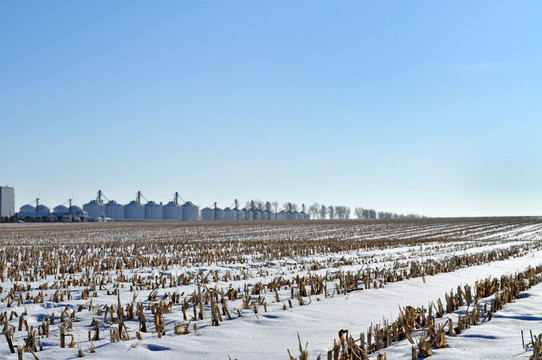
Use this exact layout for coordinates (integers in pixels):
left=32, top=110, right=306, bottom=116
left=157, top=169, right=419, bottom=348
left=1, top=1, right=541, bottom=217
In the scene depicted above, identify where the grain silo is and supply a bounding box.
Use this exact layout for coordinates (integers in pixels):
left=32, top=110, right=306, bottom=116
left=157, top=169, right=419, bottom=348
left=83, top=191, right=107, bottom=220
left=69, top=205, right=88, bottom=220
left=214, top=203, right=224, bottom=221
left=276, top=210, right=288, bottom=220
left=83, top=200, right=106, bottom=219
left=36, top=204, right=50, bottom=217
left=182, top=201, right=199, bottom=221
left=125, top=192, right=145, bottom=220
left=242, top=208, right=252, bottom=221
left=105, top=200, right=124, bottom=220
left=232, top=200, right=243, bottom=220
left=125, top=200, right=145, bottom=220
left=144, top=201, right=162, bottom=220
left=162, top=192, right=183, bottom=220
left=253, top=210, right=262, bottom=221
left=200, top=207, right=214, bottom=221
left=163, top=202, right=182, bottom=220
left=223, top=207, right=236, bottom=221
left=19, top=204, right=36, bottom=217
left=53, top=205, right=70, bottom=217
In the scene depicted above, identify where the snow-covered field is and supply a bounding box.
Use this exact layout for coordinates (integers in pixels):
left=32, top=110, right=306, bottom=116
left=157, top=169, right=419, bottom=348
left=0, top=217, right=541, bottom=359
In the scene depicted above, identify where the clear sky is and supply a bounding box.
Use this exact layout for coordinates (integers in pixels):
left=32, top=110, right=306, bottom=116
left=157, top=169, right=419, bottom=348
left=1, top=1, right=541, bottom=217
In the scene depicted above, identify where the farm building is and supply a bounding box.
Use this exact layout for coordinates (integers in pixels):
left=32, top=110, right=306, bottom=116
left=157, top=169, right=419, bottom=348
left=0, top=186, right=15, bottom=218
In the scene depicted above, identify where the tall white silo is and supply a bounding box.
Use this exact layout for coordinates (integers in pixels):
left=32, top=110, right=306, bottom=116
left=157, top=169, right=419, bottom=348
left=145, top=201, right=163, bottom=220
left=105, top=200, right=124, bottom=220
left=182, top=202, right=199, bottom=221
left=276, top=210, right=288, bottom=220
left=163, top=201, right=182, bottom=220
left=125, top=200, right=145, bottom=220
left=236, top=209, right=244, bottom=220
left=83, top=200, right=106, bottom=219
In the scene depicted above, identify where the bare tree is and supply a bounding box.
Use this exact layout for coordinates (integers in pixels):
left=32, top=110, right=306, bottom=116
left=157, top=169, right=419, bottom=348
left=354, top=207, right=364, bottom=219
left=309, top=203, right=319, bottom=219
left=328, top=206, right=335, bottom=220
left=319, top=205, right=327, bottom=220
left=333, top=206, right=350, bottom=220
left=334, top=206, right=344, bottom=219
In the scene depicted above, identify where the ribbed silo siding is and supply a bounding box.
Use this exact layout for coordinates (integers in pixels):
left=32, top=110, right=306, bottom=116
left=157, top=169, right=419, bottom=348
left=105, top=202, right=124, bottom=220
left=276, top=211, right=288, bottom=220
left=182, top=203, right=199, bottom=221
left=224, top=208, right=236, bottom=221
left=244, top=210, right=253, bottom=221
left=83, top=201, right=106, bottom=219
left=125, top=202, right=145, bottom=220
left=215, top=208, right=224, bottom=221
left=145, top=202, right=163, bottom=220
left=201, top=208, right=214, bottom=221
left=163, top=203, right=182, bottom=220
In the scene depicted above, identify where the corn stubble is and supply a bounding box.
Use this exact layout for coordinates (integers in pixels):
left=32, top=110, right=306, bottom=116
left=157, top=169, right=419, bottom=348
left=0, top=218, right=539, bottom=357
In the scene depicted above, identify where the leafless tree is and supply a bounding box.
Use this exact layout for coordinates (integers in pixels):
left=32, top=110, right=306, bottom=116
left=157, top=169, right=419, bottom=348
left=309, top=203, right=319, bottom=219
left=354, top=207, right=364, bottom=219
left=319, top=205, right=327, bottom=219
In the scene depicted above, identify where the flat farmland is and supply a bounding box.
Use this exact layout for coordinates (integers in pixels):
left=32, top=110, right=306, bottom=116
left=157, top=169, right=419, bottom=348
left=0, top=217, right=541, bottom=359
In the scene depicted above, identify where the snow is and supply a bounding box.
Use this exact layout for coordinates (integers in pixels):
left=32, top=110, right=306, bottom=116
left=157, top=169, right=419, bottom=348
left=0, top=218, right=541, bottom=359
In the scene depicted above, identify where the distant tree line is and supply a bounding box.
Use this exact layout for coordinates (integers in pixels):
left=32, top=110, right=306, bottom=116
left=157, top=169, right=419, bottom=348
left=239, top=201, right=424, bottom=220
left=307, top=204, right=351, bottom=220
left=308, top=203, right=424, bottom=220
left=357, top=208, right=424, bottom=220
left=244, top=200, right=306, bottom=214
